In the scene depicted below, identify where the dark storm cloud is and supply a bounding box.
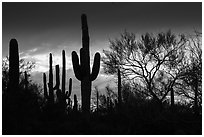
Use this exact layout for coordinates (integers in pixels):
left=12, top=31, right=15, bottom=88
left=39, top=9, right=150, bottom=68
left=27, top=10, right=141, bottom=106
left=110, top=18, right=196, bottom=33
left=3, top=2, right=201, bottom=56
left=3, top=2, right=201, bottom=101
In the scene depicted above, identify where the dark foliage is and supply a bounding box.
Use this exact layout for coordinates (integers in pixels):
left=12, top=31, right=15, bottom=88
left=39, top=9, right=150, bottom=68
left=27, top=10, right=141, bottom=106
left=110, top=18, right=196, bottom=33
left=2, top=15, right=201, bottom=135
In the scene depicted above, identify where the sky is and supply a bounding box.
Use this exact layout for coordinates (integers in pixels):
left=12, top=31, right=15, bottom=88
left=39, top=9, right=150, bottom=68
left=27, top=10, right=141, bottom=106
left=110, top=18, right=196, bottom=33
left=2, top=2, right=202, bottom=100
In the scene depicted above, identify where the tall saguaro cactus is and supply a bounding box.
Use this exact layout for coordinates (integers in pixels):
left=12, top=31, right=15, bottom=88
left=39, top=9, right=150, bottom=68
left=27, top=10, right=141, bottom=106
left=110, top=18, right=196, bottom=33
left=24, top=71, right=28, bottom=90
left=47, top=53, right=54, bottom=105
left=62, top=50, right=66, bottom=95
left=118, top=69, right=122, bottom=108
left=72, top=14, right=101, bottom=114
left=8, top=39, right=19, bottom=93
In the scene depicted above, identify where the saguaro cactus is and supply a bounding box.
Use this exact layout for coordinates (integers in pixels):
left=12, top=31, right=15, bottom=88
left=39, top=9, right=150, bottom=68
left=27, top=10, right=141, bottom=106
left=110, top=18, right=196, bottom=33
left=72, top=14, right=100, bottom=114
left=57, top=78, right=72, bottom=106
left=54, top=65, right=60, bottom=90
left=43, top=53, right=55, bottom=105
left=62, top=50, right=66, bottom=95
left=96, top=89, right=99, bottom=112
left=118, top=68, right=122, bottom=108
left=43, top=50, right=73, bottom=112
left=8, top=39, right=19, bottom=93
left=170, top=87, right=174, bottom=110
left=24, top=71, right=28, bottom=90
left=43, top=73, right=48, bottom=99
left=57, top=50, right=72, bottom=109
left=73, top=94, right=78, bottom=112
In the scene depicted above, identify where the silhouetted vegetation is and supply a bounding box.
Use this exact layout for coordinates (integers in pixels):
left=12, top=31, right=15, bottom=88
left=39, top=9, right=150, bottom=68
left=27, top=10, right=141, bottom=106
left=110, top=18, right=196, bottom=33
left=72, top=14, right=101, bottom=116
left=2, top=14, right=201, bottom=135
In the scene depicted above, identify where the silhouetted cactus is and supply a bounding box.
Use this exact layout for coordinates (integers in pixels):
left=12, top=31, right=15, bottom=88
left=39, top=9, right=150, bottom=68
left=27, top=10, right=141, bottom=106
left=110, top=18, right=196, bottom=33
left=43, top=50, right=73, bottom=112
left=56, top=78, right=72, bottom=106
left=8, top=39, right=19, bottom=93
left=43, top=73, right=48, bottom=99
left=48, top=53, right=54, bottom=105
left=54, top=50, right=72, bottom=108
left=170, top=87, right=174, bottom=111
left=54, top=65, right=60, bottom=90
left=72, top=14, right=100, bottom=114
left=73, top=94, right=78, bottom=112
left=43, top=53, right=55, bottom=105
left=24, top=71, right=28, bottom=90
left=62, top=50, right=66, bottom=95
left=96, top=90, right=99, bottom=112
left=118, top=68, right=122, bottom=108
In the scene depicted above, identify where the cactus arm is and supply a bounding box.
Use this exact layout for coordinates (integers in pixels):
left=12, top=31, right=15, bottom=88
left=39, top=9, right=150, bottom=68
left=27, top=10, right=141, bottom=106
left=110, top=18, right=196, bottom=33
left=43, top=73, right=48, bottom=99
left=54, top=65, right=60, bottom=90
left=65, top=78, right=72, bottom=98
left=24, top=71, right=28, bottom=90
left=90, top=52, right=101, bottom=81
left=68, top=78, right=72, bottom=95
left=62, top=50, right=66, bottom=94
left=72, top=51, right=82, bottom=80
left=118, top=68, right=122, bottom=107
left=73, top=94, right=78, bottom=111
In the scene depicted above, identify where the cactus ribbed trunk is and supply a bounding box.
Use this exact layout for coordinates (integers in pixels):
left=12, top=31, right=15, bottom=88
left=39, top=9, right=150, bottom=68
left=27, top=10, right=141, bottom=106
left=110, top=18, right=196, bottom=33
left=62, top=50, right=66, bottom=95
left=48, top=53, right=54, bottom=105
left=118, top=69, right=122, bottom=108
left=24, top=71, right=28, bottom=90
left=81, top=14, right=91, bottom=114
left=8, top=39, right=19, bottom=93
left=170, top=88, right=174, bottom=110
left=96, top=90, right=99, bottom=112
left=55, top=65, right=60, bottom=90
left=72, top=14, right=100, bottom=115
left=82, top=78, right=91, bottom=113
left=73, top=94, right=78, bottom=112
left=43, top=73, right=48, bottom=98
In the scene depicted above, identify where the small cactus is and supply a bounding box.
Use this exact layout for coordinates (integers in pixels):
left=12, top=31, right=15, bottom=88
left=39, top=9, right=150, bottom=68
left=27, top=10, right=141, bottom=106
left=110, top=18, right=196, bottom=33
left=24, top=71, right=28, bottom=90
left=73, top=94, right=78, bottom=112
left=118, top=68, right=122, bottom=108
left=72, top=14, right=100, bottom=114
left=8, top=39, right=19, bottom=93
left=96, top=89, right=99, bottom=112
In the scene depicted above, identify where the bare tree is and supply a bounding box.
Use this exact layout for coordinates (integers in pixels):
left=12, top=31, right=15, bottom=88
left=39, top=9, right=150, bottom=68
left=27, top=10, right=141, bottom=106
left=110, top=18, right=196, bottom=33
left=176, top=31, right=202, bottom=115
left=102, top=30, right=188, bottom=105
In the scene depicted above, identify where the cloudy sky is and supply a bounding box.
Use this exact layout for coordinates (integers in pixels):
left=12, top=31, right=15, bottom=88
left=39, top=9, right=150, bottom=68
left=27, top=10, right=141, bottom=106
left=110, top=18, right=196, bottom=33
left=2, top=2, right=201, bottom=100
